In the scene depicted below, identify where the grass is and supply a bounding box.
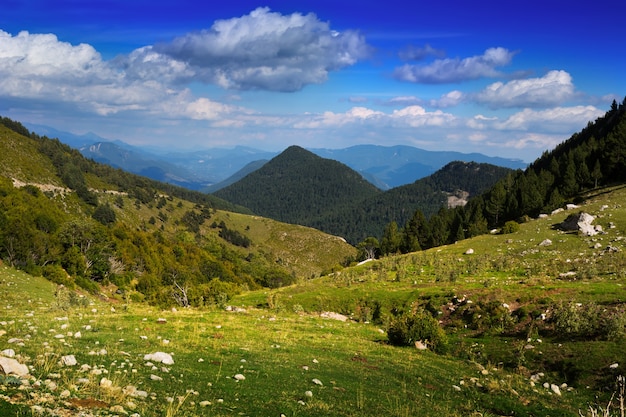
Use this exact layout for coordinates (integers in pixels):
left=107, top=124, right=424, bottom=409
left=2, top=185, right=626, bottom=416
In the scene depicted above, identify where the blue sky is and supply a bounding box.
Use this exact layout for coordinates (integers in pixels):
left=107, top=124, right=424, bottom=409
left=1, top=0, right=625, bottom=162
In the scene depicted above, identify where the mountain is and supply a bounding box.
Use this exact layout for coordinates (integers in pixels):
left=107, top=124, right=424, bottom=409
left=0, top=117, right=357, bottom=304
left=212, top=145, right=513, bottom=244
left=336, top=161, right=516, bottom=242
left=213, top=145, right=382, bottom=230
left=23, top=123, right=526, bottom=190
left=203, top=159, right=269, bottom=193
left=80, top=141, right=209, bottom=190
left=310, top=145, right=527, bottom=189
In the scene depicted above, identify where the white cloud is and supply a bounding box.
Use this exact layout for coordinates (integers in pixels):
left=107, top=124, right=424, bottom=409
left=475, top=70, right=576, bottom=108
left=428, top=90, right=464, bottom=108
left=393, top=47, right=515, bottom=84
left=150, top=7, right=371, bottom=91
left=496, top=106, right=603, bottom=132
left=390, top=105, right=456, bottom=127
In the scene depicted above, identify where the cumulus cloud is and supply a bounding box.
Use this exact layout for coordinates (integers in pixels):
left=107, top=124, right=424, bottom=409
left=393, top=47, right=515, bottom=84
left=429, top=90, right=464, bottom=108
left=146, top=7, right=371, bottom=91
left=294, top=105, right=455, bottom=129
left=474, top=70, right=576, bottom=108
left=495, top=106, right=603, bottom=132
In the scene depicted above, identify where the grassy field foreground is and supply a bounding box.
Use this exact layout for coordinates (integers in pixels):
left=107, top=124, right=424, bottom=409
left=1, top=186, right=626, bottom=416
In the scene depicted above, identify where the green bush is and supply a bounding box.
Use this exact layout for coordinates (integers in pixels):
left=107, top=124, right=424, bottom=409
left=42, top=264, right=74, bottom=288
left=501, top=220, right=520, bottom=234
left=551, top=302, right=603, bottom=339
left=387, top=309, right=448, bottom=353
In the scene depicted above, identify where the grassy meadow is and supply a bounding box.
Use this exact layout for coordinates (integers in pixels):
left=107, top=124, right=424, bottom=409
left=2, top=185, right=626, bottom=416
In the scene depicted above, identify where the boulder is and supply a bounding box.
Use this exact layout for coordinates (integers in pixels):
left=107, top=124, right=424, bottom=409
left=559, top=212, right=598, bottom=236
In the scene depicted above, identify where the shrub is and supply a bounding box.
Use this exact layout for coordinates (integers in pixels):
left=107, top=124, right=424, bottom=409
left=387, top=309, right=448, bottom=353
left=501, top=220, right=520, bottom=234
left=42, top=264, right=74, bottom=288
left=551, top=302, right=603, bottom=339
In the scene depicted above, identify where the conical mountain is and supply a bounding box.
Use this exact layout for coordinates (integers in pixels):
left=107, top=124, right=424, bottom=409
left=213, top=145, right=381, bottom=227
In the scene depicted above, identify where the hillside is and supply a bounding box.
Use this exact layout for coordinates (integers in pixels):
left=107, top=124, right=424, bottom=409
left=314, top=161, right=515, bottom=244
left=213, top=145, right=382, bottom=230
left=1, top=184, right=625, bottom=417
left=0, top=118, right=357, bottom=304
left=214, top=148, right=512, bottom=244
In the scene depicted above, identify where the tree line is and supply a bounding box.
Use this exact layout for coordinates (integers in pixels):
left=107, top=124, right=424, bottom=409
left=361, top=98, right=626, bottom=259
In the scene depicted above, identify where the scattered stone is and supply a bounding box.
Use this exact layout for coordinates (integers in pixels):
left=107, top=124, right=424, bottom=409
left=305, top=390, right=313, bottom=398
left=550, top=384, right=562, bottom=396
left=110, top=405, right=126, bottom=414
left=61, top=355, right=77, bottom=366
left=1, top=349, right=15, bottom=358
left=234, top=374, right=245, bottom=381
left=452, top=385, right=462, bottom=392
left=150, top=374, right=163, bottom=381
left=320, top=312, right=348, bottom=322
left=312, top=378, right=323, bottom=386
left=60, top=389, right=70, bottom=399
left=539, top=239, right=552, bottom=246
left=100, top=377, right=113, bottom=388
left=0, top=356, right=29, bottom=377
left=465, top=248, right=474, bottom=255
left=144, top=352, right=174, bottom=365
left=610, top=363, right=619, bottom=369
left=156, top=318, right=167, bottom=324
left=200, top=401, right=211, bottom=407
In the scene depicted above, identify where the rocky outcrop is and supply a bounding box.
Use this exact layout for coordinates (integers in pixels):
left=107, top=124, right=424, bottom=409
left=558, top=212, right=601, bottom=236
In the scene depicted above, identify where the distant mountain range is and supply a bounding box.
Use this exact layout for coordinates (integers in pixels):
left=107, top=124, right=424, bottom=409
left=25, top=123, right=527, bottom=191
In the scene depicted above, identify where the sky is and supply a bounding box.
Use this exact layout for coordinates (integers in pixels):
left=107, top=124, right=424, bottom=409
left=1, top=0, right=625, bottom=162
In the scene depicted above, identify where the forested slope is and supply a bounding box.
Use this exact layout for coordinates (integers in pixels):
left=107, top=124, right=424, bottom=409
left=0, top=118, right=357, bottom=306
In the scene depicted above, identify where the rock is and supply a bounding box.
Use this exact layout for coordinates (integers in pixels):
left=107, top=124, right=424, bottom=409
left=200, top=400, right=211, bottom=407
left=100, top=377, right=113, bottom=388
left=559, top=212, right=598, bottom=236
left=143, top=352, right=174, bottom=365
left=452, top=385, right=462, bottom=391
left=1, top=349, right=15, bottom=358
left=320, top=312, right=348, bottom=322
left=539, top=239, right=552, bottom=246
left=550, top=383, right=562, bottom=396
left=305, top=390, right=313, bottom=398
left=61, top=355, right=77, bottom=366
left=465, top=248, right=474, bottom=255
left=312, top=378, right=323, bottom=386
left=0, top=356, right=29, bottom=377
left=234, top=374, right=245, bottom=381
left=610, top=363, right=619, bottom=369
left=150, top=374, right=163, bottom=381
left=414, top=341, right=428, bottom=350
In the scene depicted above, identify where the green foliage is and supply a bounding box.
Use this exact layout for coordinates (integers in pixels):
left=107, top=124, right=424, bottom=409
left=92, top=203, right=117, bottom=225
left=501, top=220, right=520, bottom=234
left=551, top=302, right=626, bottom=340
left=387, top=309, right=448, bottom=353
left=42, top=264, right=74, bottom=288
left=217, top=221, right=251, bottom=248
